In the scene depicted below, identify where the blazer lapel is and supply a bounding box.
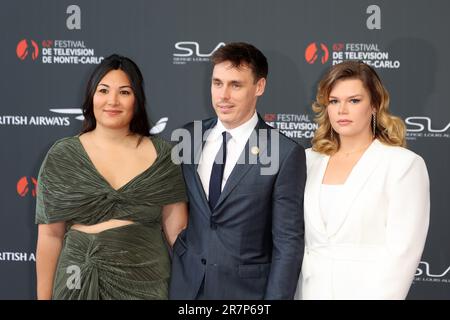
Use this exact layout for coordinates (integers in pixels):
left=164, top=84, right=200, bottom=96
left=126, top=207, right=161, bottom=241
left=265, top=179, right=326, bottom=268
left=326, top=139, right=384, bottom=237
left=190, top=118, right=217, bottom=213
left=304, top=152, right=329, bottom=237
left=194, top=117, right=217, bottom=171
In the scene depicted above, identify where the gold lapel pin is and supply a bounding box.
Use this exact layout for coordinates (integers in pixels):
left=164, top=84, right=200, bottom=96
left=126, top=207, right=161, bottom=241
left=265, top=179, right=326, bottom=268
left=251, top=146, right=259, bottom=155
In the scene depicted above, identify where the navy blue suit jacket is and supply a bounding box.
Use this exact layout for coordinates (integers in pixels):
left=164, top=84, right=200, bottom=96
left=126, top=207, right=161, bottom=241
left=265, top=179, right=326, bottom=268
left=169, top=114, right=306, bottom=299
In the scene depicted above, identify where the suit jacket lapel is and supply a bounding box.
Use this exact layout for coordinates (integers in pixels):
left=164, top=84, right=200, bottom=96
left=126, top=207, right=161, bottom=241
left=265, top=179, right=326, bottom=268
left=189, top=117, right=217, bottom=213
left=194, top=117, right=217, bottom=170
left=326, top=139, right=384, bottom=237
left=213, top=115, right=268, bottom=212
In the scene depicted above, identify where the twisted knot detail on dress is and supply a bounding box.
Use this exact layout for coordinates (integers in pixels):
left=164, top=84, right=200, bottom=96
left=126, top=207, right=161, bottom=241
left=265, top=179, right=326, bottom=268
left=35, top=135, right=187, bottom=299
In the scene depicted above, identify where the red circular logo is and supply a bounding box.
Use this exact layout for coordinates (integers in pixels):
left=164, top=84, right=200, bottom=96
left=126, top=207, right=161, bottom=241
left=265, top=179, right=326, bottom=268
left=264, top=114, right=276, bottom=122
left=16, top=39, right=39, bottom=61
left=17, top=176, right=37, bottom=197
left=305, top=42, right=329, bottom=64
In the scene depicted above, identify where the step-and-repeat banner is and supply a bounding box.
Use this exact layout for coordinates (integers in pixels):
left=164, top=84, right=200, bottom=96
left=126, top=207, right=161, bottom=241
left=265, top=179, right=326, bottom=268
left=1, top=0, right=449, bottom=299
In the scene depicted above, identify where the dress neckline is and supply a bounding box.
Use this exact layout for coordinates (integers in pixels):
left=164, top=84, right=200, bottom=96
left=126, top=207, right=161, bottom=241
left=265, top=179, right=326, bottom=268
left=321, top=139, right=377, bottom=186
left=74, top=135, right=162, bottom=192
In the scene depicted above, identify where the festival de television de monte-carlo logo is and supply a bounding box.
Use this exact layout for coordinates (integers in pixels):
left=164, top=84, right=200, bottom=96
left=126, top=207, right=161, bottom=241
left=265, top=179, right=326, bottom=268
left=304, top=41, right=400, bottom=69
left=304, top=42, right=450, bottom=140
left=16, top=38, right=103, bottom=64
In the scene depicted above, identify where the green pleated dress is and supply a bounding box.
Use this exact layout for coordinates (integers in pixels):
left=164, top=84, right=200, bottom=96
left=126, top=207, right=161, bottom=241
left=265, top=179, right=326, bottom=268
left=35, top=135, right=187, bottom=300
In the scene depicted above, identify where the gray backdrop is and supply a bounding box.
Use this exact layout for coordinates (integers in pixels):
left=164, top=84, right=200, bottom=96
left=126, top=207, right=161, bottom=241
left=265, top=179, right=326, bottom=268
left=0, top=0, right=449, bottom=299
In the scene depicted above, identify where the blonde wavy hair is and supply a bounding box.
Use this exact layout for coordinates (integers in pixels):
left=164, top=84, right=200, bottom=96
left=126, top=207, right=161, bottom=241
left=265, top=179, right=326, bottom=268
left=311, top=60, right=406, bottom=155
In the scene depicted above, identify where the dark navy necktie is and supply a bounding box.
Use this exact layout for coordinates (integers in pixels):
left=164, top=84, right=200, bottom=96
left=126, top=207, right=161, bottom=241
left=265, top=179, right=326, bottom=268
left=209, top=131, right=231, bottom=209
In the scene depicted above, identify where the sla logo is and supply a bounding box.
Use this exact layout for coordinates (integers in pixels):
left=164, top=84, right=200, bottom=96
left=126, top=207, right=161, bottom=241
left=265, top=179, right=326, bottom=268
left=405, top=116, right=450, bottom=140
left=173, top=41, right=225, bottom=65
left=415, top=261, right=450, bottom=284
left=406, top=117, right=450, bottom=133
left=16, top=39, right=39, bottom=61
left=17, top=176, right=37, bottom=197
left=305, top=42, right=329, bottom=64
left=174, top=41, right=225, bottom=57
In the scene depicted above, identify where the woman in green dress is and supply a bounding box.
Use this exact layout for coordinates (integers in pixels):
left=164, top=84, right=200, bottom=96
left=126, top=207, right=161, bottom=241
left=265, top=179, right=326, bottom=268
left=35, top=54, right=188, bottom=299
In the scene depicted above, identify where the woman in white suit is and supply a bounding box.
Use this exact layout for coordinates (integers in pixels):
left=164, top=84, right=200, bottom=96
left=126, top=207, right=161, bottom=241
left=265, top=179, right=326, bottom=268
left=296, top=61, right=430, bottom=300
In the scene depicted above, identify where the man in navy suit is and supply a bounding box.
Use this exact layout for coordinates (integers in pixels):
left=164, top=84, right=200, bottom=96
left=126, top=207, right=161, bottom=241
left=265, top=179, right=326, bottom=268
left=169, top=42, right=306, bottom=299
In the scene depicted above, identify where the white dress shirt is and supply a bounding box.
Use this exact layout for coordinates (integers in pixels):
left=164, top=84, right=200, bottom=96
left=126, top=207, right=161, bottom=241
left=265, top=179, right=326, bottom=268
left=197, top=112, right=258, bottom=200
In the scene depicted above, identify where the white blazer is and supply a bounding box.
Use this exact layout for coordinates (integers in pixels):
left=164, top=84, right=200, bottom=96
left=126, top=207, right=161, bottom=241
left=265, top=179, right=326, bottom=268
left=295, top=139, right=430, bottom=300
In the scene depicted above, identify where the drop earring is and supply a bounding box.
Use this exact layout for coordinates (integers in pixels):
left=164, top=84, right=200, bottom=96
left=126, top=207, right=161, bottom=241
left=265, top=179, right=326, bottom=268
left=372, top=113, right=376, bottom=138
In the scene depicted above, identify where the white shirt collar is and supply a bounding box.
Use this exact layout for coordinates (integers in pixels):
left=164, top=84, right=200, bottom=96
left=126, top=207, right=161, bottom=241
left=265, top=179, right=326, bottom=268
left=209, top=111, right=258, bottom=144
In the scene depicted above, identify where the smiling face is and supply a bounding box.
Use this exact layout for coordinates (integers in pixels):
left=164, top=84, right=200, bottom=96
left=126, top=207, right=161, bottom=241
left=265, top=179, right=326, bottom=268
left=327, top=78, right=374, bottom=140
left=211, top=61, right=266, bottom=129
left=92, top=69, right=135, bottom=131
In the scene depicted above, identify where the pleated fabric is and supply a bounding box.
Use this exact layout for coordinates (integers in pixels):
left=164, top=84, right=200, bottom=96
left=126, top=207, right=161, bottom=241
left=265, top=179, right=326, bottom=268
left=35, top=135, right=187, bottom=300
